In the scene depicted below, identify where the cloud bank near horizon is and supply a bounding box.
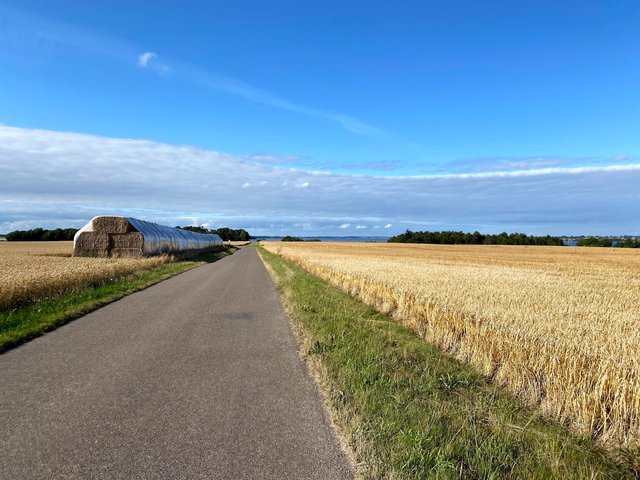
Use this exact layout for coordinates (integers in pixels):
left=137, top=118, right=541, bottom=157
left=0, top=125, right=639, bottom=236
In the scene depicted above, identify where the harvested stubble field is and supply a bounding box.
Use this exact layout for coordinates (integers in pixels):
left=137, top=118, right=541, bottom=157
left=262, top=241, right=640, bottom=448
left=0, top=241, right=168, bottom=311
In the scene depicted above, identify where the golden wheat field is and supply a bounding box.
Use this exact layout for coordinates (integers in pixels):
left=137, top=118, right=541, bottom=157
left=262, top=241, right=640, bottom=447
left=0, top=241, right=168, bottom=310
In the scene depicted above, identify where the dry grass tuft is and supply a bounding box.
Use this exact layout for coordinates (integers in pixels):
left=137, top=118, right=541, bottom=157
left=262, top=241, right=640, bottom=448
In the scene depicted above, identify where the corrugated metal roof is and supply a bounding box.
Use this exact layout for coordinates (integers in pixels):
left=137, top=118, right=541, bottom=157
left=126, top=217, right=223, bottom=255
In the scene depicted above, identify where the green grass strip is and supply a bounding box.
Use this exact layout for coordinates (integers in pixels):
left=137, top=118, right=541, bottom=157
left=0, top=248, right=234, bottom=353
left=259, top=247, right=638, bottom=479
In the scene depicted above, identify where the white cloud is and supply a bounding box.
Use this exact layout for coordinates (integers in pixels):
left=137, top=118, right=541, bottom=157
left=138, top=51, right=157, bottom=67
left=1, top=125, right=639, bottom=235
left=446, top=155, right=640, bottom=174
left=137, top=51, right=168, bottom=74
left=242, top=182, right=252, bottom=188
left=296, top=181, right=310, bottom=189
left=355, top=225, right=367, bottom=229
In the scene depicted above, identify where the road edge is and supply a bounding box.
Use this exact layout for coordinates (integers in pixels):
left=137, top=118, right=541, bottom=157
left=258, top=247, right=361, bottom=480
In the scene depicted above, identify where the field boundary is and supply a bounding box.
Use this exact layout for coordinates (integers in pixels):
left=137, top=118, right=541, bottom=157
left=259, top=246, right=637, bottom=478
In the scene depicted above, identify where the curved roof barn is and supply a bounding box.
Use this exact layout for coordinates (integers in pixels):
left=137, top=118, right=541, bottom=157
left=73, top=216, right=223, bottom=257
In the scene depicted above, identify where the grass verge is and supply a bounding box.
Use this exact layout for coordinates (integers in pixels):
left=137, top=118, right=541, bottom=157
left=0, top=247, right=236, bottom=353
left=259, top=246, right=638, bottom=479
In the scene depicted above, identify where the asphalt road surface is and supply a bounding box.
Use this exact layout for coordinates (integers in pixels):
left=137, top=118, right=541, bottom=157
left=0, top=247, right=353, bottom=479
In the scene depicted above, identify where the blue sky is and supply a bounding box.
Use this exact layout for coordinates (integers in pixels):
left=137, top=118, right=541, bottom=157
left=0, top=1, right=639, bottom=235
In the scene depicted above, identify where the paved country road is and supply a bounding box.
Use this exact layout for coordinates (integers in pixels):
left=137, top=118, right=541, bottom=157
left=0, top=247, right=353, bottom=479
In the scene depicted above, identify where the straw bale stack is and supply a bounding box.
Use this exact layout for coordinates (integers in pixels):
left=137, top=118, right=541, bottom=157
left=92, top=216, right=136, bottom=234
left=73, top=216, right=223, bottom=257
left=73, top=232, right=110, bottom=257
left=107, top=233, right=145, bottom=257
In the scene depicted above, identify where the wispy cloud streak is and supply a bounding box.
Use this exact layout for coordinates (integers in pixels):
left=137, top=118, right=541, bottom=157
left=446, top=155, right=640, bottom=174
left=0, top=6, right=383, bottom=137
left=168, top=61, right=385, bottom=137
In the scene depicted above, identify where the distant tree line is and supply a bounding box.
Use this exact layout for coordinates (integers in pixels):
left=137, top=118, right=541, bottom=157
left=577, top=237, right=640, bottom=248
left=5, top=227, right=79, bottom=241
left=388, top=230, right=564, bottom=246
left=178, top=226, right=251, bottom=241
left=281, top=236, right=321, bottom=242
